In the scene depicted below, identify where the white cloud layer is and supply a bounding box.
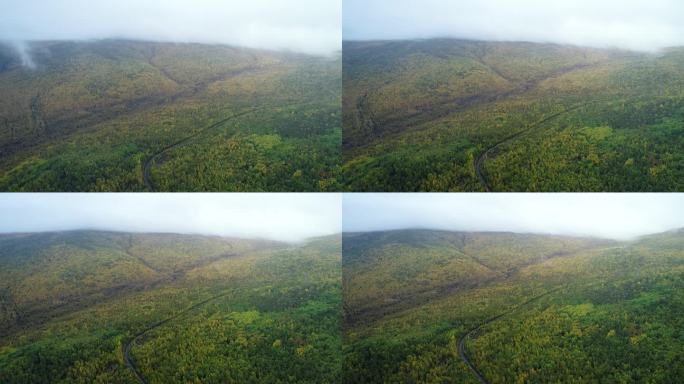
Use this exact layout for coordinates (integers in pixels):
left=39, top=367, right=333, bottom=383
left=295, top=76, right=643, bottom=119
left=343, top=194, right=684, bottom=240
left=0, top=193, right=342, bottom=242
left=343, top=0, right=684, bottom=52
left=0, top=0, right=341, bottom=55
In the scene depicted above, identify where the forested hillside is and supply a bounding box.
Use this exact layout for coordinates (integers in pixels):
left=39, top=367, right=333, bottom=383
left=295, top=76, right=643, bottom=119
left=343, top=39, right=684, bottom=191
left=343, top=229, right=684, bottom=383
left=0, top=40, right=341, bottom=191
left=0, top=231, right=341, bottom=383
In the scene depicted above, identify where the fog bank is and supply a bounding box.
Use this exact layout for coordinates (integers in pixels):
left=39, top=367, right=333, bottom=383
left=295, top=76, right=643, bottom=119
left=0, top=0, right=341, bottom=56
left=0, top=193, right=342, bottom=242
left=343, top=194, right=684, bottom=240
left=344, top=0, right=684, bottom=52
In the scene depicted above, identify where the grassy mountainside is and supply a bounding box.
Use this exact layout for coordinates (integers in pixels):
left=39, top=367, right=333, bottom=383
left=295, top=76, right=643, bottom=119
left=343, top=39, right=684, bottom=191
left=343, top=229, right=684, bottom=383
left=0, top=40, right=341, bottom=191
left=0, top=231, right=341, bottom=383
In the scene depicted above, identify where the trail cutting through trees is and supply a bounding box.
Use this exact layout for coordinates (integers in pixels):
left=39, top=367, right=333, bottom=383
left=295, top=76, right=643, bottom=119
left=474, top=103, right=588, bottom=191
left=142, top=99, right=318, bottom=191
left=142, top=108, right=262, bottom=191
left=123, top=291, right=232, bottom=384
left=350, top=61, right=595, bottom=155
left=350, top=57, right=604, bottom=191
left=457, top=288, right=562, bottom=384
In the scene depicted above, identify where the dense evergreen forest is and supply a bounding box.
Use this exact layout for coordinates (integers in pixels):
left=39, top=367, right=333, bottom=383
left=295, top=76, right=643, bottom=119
left=343, top=39, right=684, bottom=191
left=343, top=229, right=684, bottom=383
left=0, top=40, right=341, bottom=191
left=0, top=231, right=341, bottom=383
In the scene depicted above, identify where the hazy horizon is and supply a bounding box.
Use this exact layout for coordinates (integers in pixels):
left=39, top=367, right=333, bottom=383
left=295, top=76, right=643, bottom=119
left=0, top=193, right=342, bottom=242
left=343, top=0, right=684, bottom=52
left=341, top=227, right=680, bottom=240
left=343, top=194, right=684, bottom=240
left=0, top=0, right=341, bottom=56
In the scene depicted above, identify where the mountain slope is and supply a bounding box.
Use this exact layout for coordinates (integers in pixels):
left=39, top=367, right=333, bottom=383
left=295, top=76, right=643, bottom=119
left=0, top=231, right=341, bottom=383
left=343, top=39, right=684, bottom=191
left=0, top=40, right=341, bottom=192
left=343, top=229, right=684, bottom=383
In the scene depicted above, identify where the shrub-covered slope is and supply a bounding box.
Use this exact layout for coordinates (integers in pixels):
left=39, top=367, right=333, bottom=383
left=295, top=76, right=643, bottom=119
left=343, top=229, right=684, bottom=383
left=0, top=40, right=341, bottom=191
left=0, top=231, right=341, bottom=383
left=343, top=39, right=684, bottom=191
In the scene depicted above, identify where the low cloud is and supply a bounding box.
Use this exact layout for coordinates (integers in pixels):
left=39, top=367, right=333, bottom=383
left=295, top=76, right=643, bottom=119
left=344, top=0, right=684, bottom=52
left=343, top=193, right=684, bottom=240
left=0, top=0, right=341, bottom=56
left=9, top=40, right=35, bottom=69
left=0, top=193, right=342, bottom=242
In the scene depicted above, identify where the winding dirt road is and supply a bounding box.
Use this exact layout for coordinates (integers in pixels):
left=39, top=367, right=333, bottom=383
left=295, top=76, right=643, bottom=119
left=142, top=108, right=261, bottom=191
left=123, top=292, right=232, bottom=383
left=457, top=288, right=562, bottom=384
left=474, top=103, right=588, bottom=191
left=349, top=62, right=595, bottom=154
left=349, top=59, right=605, bottom=192
left=142, top=98, right=320, bottom=191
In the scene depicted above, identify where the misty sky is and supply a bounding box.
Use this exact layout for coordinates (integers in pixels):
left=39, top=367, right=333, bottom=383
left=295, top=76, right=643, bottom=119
left=0, top=193, right=341, bottom=242
left=0, top=0, right=341, bottom=55
left=343, top=194, right=684, bottom=240
left=344, top=0, right=684, bottom=52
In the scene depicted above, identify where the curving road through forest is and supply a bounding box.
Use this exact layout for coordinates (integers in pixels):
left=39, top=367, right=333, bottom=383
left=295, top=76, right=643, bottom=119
left=142, top=108, right=261, bottom=191
left=474, top=103, right=589, bottom=192
left=457, top=288, right=562, bottom=384
left=122, top=292, right=232, bottom=383
left=142, top=98, right=320, bottom=191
